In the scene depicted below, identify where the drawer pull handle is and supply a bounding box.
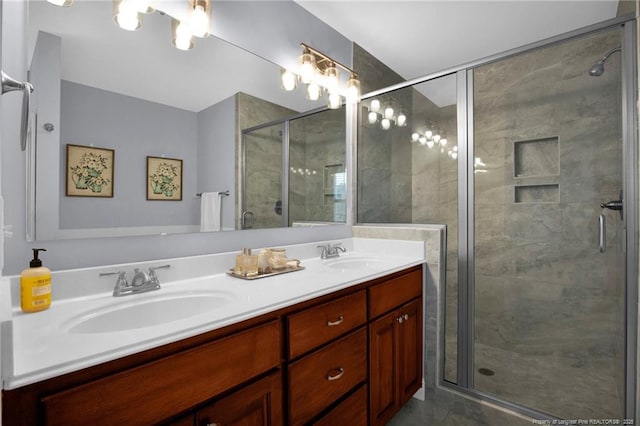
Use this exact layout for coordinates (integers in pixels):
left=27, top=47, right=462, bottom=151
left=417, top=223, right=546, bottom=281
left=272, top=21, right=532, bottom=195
left=327, top=315, right=344, bottom=326
left=327, top=367, right=345, bottom=381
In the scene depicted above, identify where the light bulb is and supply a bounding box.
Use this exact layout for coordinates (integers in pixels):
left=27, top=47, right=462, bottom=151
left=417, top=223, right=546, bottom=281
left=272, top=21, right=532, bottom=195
left=114, top=0, right=142, bottom=31
left=189, top=2, right=211, bottom=38
left=419, top=136, right=427, bottom=145
left=324, top=65, right=339, bottom=93
left=384, top=106, right=394, bottom=120
left=381, top=118, right=391, bottom=130
left=451, top=152, right=458, bottom=159
left=411, top=133, right=419, bottom=142
left=281, top=69, right=297, bottom=91
left=172, top=19, right=194, bottom=50
left=425, top=130, right=433, bottom=139
left=346, top=75, right=361, bottom=104
left=433, top=134, right=441, bottom=143
left=299, top=52, right=316, bottom=84
left=307, top=82, right=321, bottom=101
left=47, top=0, right=73, bottom=6
left=426, top=140, right=435, bottom=149
left=328, top=92, right=341, bottom=109
left=370, top=99, right=381, bottom=112
left=368, top=111, right=378, bottom=124
left=453, top=146, right=458, bottom=152
left=396, top=113, right=407, bottom=127
left=440, top=138, right=447, bottom=146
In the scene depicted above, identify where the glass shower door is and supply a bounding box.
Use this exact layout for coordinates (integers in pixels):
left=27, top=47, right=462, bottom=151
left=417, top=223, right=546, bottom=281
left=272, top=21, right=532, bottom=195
left=241, top=123, right=286, bottom=229
left=472, top=27, right=624, bottom=419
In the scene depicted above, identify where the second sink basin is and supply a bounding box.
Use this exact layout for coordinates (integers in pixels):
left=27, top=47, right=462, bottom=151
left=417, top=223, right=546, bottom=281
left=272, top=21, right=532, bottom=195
left=63, top=291, right=234, bottom=334
left=324, top=256, right=391, bottom=271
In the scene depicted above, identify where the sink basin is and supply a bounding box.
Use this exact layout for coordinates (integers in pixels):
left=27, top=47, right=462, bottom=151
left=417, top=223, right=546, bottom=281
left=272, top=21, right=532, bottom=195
left=63, top=291, right=234, bottom=334
left=324, top=256, right=390, bottom=270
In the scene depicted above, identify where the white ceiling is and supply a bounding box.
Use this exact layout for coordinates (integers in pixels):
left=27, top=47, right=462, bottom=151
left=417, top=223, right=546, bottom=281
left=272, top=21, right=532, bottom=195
left=29, top=0, right=620, bottom=112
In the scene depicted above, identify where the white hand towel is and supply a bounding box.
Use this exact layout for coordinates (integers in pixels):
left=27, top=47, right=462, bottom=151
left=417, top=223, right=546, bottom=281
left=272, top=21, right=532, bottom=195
left=200, top=192, right=222, bottom=232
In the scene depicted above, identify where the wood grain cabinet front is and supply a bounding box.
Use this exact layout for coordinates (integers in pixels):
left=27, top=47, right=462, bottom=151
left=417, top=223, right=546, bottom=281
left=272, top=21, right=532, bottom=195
left=41, top=320, right=281, bottom=426
left=311, top=384, right=368, bottom=426
left=287, top=327, right=367, bottom=425
left=195, top=371, right=282, bottom=426
left=369, top=298, right=423, bottom=426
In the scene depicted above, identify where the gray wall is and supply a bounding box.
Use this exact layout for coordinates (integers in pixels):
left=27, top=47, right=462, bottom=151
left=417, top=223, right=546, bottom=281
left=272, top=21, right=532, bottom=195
left=59, top=81, right=199, bottom=229
left=197, top=95, right=236, bottom=230
left=1, top=1, right=352, bottom=276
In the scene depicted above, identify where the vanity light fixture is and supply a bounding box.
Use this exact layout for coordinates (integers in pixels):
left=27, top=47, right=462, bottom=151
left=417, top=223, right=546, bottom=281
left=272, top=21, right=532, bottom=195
left=188, top=0, right=211, bottom=38
left=281, top=43, right=361, bottom=109
left=364, top=97, right=408, bottom=130
left=113, top=0, right=143, bottom=31
left=281, top=69, right=298, bottom=91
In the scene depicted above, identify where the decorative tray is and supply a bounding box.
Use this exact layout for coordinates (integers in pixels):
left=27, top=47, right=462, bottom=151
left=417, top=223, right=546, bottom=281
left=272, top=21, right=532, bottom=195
left=226, top=265, right=305, bottom=280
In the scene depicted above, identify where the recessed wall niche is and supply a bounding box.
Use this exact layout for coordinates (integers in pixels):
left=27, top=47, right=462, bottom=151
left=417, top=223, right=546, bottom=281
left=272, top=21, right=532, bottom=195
left=513, top=136, right=559, bottom=203
left=513, top=137, right=559, bottom=178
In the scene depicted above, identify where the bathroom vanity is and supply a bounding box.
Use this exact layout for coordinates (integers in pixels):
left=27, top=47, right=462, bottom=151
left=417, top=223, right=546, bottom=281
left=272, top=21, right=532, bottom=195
left=1, top=239, right=424, bottom=425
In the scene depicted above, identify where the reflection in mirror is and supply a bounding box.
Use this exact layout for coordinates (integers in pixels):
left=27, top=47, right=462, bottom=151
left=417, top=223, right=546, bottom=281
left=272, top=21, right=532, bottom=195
left=27, top=0, right=344, bottom=240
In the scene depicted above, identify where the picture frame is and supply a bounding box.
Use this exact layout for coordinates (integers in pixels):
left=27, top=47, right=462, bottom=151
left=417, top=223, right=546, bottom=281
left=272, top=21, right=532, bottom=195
left=66, top=144, right=114, bottom=197
left=146, top=156, right=183, bottom=201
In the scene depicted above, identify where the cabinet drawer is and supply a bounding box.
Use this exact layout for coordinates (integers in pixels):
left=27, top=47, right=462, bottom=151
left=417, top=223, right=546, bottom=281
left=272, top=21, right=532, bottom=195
left=369, top=268, right=422, bottom=319
left=288, top=327, right=367, bottom=425
left=312, top=384, right=368, bottom=426
left=42, top=320, right=281, bottom=426
left=287, top=290, right=366, bottom=359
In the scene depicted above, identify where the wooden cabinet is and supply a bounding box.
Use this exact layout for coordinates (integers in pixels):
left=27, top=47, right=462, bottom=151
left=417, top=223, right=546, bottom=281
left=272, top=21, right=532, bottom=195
left=3, top=265, right=423, bottom=426
left=369, top=277, right=423, bottom=426
left=196, top=371, right=282, bottom=426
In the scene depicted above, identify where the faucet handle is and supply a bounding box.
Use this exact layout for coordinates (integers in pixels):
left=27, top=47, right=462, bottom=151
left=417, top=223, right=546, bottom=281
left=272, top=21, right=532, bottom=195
left=100, top=271, right=129, bottom=296
left=148, top=264, right=170, bottom=284
left=149, top=264, right=171, bottom=272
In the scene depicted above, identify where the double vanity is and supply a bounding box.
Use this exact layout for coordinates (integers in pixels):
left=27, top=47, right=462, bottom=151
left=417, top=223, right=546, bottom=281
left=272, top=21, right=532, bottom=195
left=1, top=238, right=425, bottom=425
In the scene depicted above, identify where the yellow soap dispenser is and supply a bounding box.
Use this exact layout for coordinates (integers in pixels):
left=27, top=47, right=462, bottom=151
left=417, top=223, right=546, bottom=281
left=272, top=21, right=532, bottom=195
left=20, top=248, right=51, bottom=313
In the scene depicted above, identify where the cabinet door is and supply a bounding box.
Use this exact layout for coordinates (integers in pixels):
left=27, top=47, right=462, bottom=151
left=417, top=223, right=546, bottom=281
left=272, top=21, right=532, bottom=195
left=369, top=309, right=400, bottom=426
left=196, top=371, right=282, bottom=426
left=397, top=298, right=423, bottom=406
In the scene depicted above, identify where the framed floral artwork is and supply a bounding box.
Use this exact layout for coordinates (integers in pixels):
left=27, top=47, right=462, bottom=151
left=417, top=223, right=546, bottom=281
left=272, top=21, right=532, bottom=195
left=146, top=156, right=182, bottom=201
left=66, top=144, right=114, bottom=197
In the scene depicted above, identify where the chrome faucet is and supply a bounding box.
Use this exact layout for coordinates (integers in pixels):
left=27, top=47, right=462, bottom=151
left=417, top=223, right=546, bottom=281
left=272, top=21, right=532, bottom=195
left=318, top=242, right=347, bottom=259
left=100, top=264, right=170, bottom=297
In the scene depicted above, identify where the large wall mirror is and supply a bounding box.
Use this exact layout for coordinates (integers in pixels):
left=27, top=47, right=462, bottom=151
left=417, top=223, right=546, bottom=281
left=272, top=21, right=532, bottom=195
left=26, top=0, right=347, bottom=240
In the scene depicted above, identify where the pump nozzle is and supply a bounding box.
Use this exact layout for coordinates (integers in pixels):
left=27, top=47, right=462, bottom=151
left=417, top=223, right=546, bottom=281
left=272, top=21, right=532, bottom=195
left=30, top=248, right=46, bottom=268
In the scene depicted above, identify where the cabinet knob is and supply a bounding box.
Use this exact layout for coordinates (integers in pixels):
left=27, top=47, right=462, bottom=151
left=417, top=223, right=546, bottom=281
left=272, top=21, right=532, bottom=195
left=403, top=313, right=409, bottom=321
left=327, top=315, right=344, bottom=327
left=397, top=316, right=404, bottom=324
left=326, top=367, right=345, bottom=381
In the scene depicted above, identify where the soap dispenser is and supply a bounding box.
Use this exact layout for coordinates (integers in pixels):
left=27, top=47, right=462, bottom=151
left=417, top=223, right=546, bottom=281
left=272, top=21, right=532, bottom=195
left=20, top=248, right=51, bottom=313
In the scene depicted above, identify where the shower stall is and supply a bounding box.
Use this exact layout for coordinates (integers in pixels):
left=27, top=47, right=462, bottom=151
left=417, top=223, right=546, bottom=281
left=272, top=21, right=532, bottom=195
left=357, top=18, right=637, bottom=420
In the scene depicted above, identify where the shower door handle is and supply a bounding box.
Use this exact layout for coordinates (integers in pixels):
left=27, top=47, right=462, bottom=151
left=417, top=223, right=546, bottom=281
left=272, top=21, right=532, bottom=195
left=598, top=214, right=606, bottom=253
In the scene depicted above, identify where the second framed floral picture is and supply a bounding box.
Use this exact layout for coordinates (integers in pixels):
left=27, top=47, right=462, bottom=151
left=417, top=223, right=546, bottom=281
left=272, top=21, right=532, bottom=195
left=147, top=156, right=183, bottom=201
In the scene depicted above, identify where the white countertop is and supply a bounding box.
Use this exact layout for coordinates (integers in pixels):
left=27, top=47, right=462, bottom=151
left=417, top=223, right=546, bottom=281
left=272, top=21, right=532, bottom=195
left=1, top=238, right=425, bottom=390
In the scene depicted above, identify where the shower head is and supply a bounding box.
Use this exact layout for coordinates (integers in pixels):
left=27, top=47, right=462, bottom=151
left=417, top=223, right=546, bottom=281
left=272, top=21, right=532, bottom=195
left=588, top=46, right=621, bottom=77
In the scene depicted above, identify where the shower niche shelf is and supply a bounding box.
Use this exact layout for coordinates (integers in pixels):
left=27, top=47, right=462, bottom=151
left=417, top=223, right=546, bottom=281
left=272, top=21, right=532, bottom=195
left=513, top=137, right=559, bottom=178
left=514, top=184, right=559, bottom=203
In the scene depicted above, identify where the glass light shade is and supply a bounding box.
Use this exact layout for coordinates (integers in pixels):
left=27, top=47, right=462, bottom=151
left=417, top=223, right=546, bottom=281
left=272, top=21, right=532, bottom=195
left=440, top=138, right=447, bottom=146
left=189, top=1, right=211, bottom=38
left=114, top=0, right=142, bottom=31
left=384, top=106, right=394, bottom=120
left=171, top=19, right=194, bottom=50
left=451, top=152, right=458, bottom=159
left=453, top=145, right=458, bottom=152
left=425, top=130, right=433, bottom=139
left=368, top=111, right=378, bottom=124
left=426, top=140, right=435, bottom=149
left=381, top=118, right=391, bottom=130
left=299, top=53, right=316, bottom=84
left=433, top=134, right=441, bottom=143
left=346, top=75, right=361, bottom=104
left=396, top=113, right=407, bottom=127
left=411, top=132, right=419, bottom=142
left=281, top=69, right=297, bottom=91
left=370, top=99, right=381, bottom=112
left=419, top=136, right=427, bottom=145
left=327, top=92, right=341, bottom=109
left=47, top=0, right=73, bottom=6
left=324, top=65, right=339, bottom=93
left=307, top=82, right=321, bottom=101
